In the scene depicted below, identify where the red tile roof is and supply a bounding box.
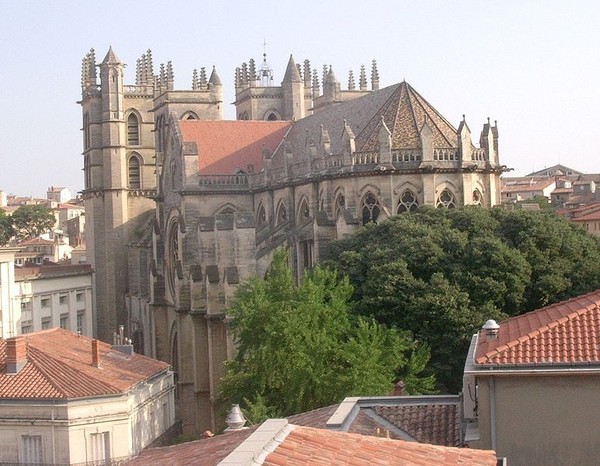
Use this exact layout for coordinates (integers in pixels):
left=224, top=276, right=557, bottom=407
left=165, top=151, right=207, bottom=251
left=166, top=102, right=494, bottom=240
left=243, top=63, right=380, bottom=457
left=125, top=427, right=257, bottom=466
left=475, top=290, right=600, bottom=365
left=126, top=422, right=496, bottom=466
left=0, top=328, right=169, bottom=399
left=179, top=120, right=291, bottom=175
left=263, top=425, right=495, bottom=466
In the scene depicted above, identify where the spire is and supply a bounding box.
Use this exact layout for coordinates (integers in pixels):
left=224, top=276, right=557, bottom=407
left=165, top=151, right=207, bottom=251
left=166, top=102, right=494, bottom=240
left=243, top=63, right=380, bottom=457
left=283, top=55, right=302, bottom=83
left=192, top=69, right=199, bottom=90
left=241, top=62, right=248, bottom=86
left=359, top=64, right=367, bottom=91
left=166, top=61, right=174, bottom=90
left=348, top=70, right=355, bottom=91
left=312, top=67, right=320, bottom=96
left=325, top=66, right=338, bottom=84
left=208, top=66, right=222, bottom=86
left=101, top=46, right=121, bottom=65
left=259, top=49, right=274, bottom=86
left=371, top=59, right=379, bottom=91
left=322, top=64, right=328, bottom=88
left=81, top=48, right=97, bottom=90
left=303, top=59, right=312, bottom=89
left=200, top=67, right=208, bottom=90
left=249, top=58, right=257, bottom=82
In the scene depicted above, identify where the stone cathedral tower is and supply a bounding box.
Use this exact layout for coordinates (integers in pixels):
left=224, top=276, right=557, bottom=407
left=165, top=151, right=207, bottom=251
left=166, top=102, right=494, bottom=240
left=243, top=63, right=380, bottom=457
left=79, top=48, right=223, bottom=342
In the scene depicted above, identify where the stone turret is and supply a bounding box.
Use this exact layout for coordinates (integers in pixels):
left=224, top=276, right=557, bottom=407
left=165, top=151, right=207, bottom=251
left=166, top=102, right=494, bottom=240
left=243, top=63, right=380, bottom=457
left=282, top=55, right=305, bottom=120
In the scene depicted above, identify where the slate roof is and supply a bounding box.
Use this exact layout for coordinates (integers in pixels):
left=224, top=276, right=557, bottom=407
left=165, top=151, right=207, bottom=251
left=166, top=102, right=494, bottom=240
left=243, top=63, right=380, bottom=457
left=474, top=289, right=600, bottom=365
left=0, top=328, right=169, bottom=399
left=179, top=120, right=291, bottom=175
left=125, top=421, right=496, bottom=466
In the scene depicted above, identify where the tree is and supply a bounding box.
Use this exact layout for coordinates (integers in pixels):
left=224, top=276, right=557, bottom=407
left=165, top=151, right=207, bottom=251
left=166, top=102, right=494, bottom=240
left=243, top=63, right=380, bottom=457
left=11, top=204, right=55, bottom=241
left=219, top=249, right=435, bottom=423
left=325, top=207, right=600, bottom=391
left=0, top=210, right=14, bottom=246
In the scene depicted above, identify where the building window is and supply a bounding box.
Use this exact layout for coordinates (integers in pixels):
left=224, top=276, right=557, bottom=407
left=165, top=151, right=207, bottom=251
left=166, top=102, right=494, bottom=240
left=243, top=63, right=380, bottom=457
left=299, top=199, right=310, bottom=220
left=41, top=297, right=50, bottom=308
left=76, top=291, right=84, bottom=302
left=473, top=189, right=483, bottom=207
left=436, top=189, right=456, bottom=209
left=397, top=190, right=419, bottom=213
left=90, top=432, right=111, bottom=463
left=257, top=204, right=266, bottom=226
left=127, top=113, right=140, bottom=146
left=21, top=435, right=43, bottom=464
left=77, top=312, right=85, bottom=334
left=59, top=294, right=68, bottom=305
left=361, top=192, right=380, bottom=224
left=276, top=202, right=287, bottom=225
left=60, top=314, right=69, bottom=330
left=21, top=321, right=33, bottom=334
left=41, top=317, right=51, bottom=330
left=334, top=194, right=345, bottom=218
left=128, top=155, right=141, bottom=189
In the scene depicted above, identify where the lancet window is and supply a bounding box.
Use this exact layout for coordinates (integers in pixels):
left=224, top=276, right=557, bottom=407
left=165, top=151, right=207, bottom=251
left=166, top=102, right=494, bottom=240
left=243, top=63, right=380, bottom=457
left=361, top=192, right=380, bottom=224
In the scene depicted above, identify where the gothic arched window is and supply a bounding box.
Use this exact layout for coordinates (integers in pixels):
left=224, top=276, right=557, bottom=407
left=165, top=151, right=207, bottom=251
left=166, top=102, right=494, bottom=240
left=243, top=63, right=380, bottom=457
left=334, top=194, right=345, bottom=218
left=397, top=190, right=419, bottom=213
left=127, top=113, right=140, bottom=146
left=83, top=113, right=91, bottom=150
left=166, top=220, right=180, bottom=301
left=361, top=192, right=380, bottom=224
left=276, top=202, right=287, bottom=225
left=128, top=155, right=141, bottom=189
left=436, top=189, right=456, bottom=209
left=299, top=199, right=310, bottom=220
left=473, top=189, right=483, bottom=207
left=257, top=204, right=266, bottom=226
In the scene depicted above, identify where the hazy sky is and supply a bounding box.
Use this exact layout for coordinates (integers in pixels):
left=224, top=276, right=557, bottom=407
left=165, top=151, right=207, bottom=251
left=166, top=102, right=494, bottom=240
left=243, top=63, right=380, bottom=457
left=1, top=1, right=599, bottom=198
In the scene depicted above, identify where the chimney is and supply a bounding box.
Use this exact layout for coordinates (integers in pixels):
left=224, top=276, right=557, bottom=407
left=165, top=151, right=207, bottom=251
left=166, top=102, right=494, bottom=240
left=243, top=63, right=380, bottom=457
left=482, top=319, right=500, bottom=341
left=92, top=339, right=100, bottom=367
left=224, top=404, right=247, bottom=432
left=392, top=380, right=405, bottom=396
left=6, top=336, right=27, bottom=374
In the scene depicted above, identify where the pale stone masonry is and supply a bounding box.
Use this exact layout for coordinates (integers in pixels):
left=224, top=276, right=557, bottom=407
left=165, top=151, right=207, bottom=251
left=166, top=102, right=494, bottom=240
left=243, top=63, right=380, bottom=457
left=80, top=47, right=505, bottom=434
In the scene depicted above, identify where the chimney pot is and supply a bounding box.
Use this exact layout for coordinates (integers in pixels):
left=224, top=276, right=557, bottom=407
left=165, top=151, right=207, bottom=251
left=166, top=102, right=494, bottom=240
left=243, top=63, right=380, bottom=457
left=225, top=404, right=247, bottom=431
left=482, top=319, right=500, bottom=340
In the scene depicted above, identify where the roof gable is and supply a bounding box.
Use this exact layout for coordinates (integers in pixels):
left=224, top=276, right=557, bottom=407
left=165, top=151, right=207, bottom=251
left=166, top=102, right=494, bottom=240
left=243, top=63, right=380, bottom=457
left=475, top=290, right=600, bottom=365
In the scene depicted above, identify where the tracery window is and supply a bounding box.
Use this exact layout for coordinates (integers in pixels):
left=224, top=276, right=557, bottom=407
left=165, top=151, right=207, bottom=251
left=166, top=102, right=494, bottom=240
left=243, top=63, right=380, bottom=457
left=128, top=155, right=141, bottom=189
left=276, top=202, right=287, bottom=225
left=299, top=199, right=310, bottom=220
left=257, top=204, right=266, bottom=226
left=127, top=113, right=140, bottom=146
left=472, top=189, right=483, bottom=207
left=397, top=190, right=419, bottom=213
left=334, top=194, right=345, bottom=218
left=436, top=189, right=456, bottom=209
left=166, top=220, right=180, bottom=300
left=361, top=192, right=380, bottom=224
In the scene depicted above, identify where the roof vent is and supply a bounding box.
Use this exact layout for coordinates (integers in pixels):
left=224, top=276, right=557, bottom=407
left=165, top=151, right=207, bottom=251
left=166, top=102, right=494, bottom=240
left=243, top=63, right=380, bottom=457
left=482, top=319, right=500, bottom=341
left=225, top=404, right=247, bottom=431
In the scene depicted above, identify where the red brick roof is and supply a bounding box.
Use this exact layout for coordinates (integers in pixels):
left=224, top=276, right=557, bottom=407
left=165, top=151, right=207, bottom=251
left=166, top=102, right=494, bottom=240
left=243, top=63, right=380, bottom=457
left=475, top=290, right=600, bottom=365
left=0, top=328, right=169, bottom=399
left=179, top=120, right=291, bottom=175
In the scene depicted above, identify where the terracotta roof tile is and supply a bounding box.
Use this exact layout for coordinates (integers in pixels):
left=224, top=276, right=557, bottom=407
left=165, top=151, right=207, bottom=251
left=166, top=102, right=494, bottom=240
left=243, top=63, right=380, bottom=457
left=475, top=289, right=600, bottom=365
left=0, top=328, right=169, bottom=399
left=179, top=120, right=291, bottom=175
left=124, top=427, right=257, bottom=466
left=263, top=425, right=496, bottom=466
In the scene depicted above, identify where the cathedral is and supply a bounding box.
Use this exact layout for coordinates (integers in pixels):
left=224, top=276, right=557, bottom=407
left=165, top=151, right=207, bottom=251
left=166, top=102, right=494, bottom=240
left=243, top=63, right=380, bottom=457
left=79, top=47, right=504, bottom=433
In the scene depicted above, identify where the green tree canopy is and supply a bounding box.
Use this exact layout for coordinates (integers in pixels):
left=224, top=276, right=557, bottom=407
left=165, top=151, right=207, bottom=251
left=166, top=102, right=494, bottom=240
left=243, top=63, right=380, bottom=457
left=324, top=207, right=600, bottom=391
left=0, top=210, right=14, bottom=246
left=11, top=204, right=55, bottom=242
left=219, top=249, right=434, bottom=423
